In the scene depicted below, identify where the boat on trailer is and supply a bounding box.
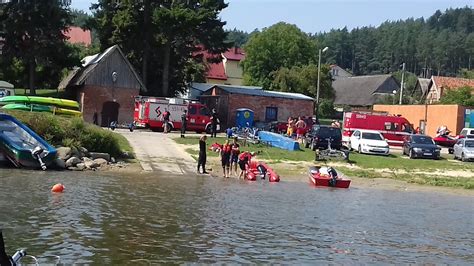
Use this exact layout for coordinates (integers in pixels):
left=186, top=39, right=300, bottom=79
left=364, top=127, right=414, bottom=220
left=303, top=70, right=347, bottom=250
left=0, top=114, right=56, bottom=170
left=308, top=166, right=351, bottom=188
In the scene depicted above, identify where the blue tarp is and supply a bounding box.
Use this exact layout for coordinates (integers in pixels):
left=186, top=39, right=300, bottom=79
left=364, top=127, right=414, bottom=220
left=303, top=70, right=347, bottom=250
left=258, top=131, right=300, bottom=151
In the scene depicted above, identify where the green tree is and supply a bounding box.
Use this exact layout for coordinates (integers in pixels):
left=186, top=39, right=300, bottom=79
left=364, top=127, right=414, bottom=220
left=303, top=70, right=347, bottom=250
left=226, top=28, right=249, bottom=47
left=90, top=0, right=230, bottom=97
left=0, top=0, right=79, bottom=93
left=439, top=86, right=474, bottom=106
left=271, top=64, right=333, bottom=99
left=318, top=99, right=335, bottom=118
left=242, top=22, right=316, bottom=88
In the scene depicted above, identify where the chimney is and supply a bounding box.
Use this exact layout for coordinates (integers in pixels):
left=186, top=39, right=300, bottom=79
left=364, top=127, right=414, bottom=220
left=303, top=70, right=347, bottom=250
left=234, top=47, right=238, bottom=54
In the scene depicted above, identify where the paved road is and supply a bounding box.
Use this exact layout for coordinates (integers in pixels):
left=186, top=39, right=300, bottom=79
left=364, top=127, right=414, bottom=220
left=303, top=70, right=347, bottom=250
left=116, top=129, right=196, bottom=174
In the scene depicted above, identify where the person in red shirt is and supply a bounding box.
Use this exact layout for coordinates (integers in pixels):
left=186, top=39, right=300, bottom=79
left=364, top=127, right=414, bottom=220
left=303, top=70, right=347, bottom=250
left=230, top=137, right=240, bottom=176
left=238, top=151, right=254, bottom=179
left=220, top=140, right=232, bottom=178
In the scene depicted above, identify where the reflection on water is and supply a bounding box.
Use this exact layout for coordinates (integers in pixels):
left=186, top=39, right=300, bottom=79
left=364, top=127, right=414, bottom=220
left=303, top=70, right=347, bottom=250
left=0, top=170, right=473, bottom=264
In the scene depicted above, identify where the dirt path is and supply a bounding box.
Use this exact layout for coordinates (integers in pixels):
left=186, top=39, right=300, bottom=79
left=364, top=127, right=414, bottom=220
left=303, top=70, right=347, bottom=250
left=116, top=129, right=196, bottom=174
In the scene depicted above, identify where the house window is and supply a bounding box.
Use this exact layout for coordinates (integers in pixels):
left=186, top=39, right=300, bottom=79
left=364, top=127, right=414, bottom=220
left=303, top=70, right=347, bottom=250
left=265, top=107, right=278, bottom=122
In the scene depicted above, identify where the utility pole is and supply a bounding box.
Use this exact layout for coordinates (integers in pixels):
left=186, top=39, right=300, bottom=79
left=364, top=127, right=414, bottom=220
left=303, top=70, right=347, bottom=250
left=399, top=63, right=405, bottom=105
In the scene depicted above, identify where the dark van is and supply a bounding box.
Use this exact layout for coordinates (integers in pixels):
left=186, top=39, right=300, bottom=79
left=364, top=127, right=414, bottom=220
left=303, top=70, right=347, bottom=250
left=304, top=125, right=342, bottom=151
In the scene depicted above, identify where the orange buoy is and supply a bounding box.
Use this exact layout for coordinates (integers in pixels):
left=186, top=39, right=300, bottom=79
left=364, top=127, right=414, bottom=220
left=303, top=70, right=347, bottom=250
left=51, top=183, right=65, bottom=193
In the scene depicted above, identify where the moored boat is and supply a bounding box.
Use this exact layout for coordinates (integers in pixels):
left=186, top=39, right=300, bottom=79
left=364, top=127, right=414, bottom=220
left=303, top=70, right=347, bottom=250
left=308, top=166, right=351, bottom=188
left=0, top=114, right=57, bottom=169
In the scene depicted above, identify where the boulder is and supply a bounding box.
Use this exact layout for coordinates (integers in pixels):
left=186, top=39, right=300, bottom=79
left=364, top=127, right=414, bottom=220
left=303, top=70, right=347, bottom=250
left=56, top=147, right=72, bottom=161
left=79, top=147, right=90, bottom=157
left=94, top=158, right=108, bottom=167
left=83, top=157, right=93, bottom=162
left=53, top=158, right=66, bottom=169
left=84, top=160, right=100, bottom=169
left=76, top=163, right=86, bottom=171
left=65, top=156, right=81, bottom=168
left=110, top=157, right=116, bottom=164
left=89, top=152, right=111, bottom=161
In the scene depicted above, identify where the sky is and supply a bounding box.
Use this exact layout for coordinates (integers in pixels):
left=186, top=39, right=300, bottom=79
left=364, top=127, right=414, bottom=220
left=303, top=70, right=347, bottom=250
left=71, top=0, right=473, bottom=33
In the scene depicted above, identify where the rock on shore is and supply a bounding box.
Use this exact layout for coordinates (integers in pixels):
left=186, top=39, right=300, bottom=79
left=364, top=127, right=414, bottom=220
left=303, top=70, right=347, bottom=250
left=53, top=147, right=112, bottom=171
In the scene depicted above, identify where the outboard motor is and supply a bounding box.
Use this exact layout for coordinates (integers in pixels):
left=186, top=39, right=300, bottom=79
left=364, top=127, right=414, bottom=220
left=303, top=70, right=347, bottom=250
left=0, top=230, right=26, bottom=266
left=31, top=146, right=47, bottom=170
left=327, top=167, right=338, bottom=187
left=256, top=164, right=267, bottom=180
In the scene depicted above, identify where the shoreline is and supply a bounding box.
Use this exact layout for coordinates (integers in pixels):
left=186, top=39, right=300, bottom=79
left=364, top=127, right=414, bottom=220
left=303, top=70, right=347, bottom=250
left=171, top=137, right=474, bottom=196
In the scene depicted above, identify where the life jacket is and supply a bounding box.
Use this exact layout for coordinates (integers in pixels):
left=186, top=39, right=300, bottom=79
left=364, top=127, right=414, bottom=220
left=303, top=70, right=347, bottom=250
left=222, top=144, right=232, bottom=154
left=238, top=152, right=251, bottom=161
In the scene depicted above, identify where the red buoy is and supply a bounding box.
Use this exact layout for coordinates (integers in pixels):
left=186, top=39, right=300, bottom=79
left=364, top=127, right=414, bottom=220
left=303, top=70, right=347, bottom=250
left=51, top=183, right=65, bottom=193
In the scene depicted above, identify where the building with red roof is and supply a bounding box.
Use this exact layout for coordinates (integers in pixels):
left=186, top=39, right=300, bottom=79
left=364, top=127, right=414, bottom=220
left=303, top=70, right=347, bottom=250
left=64, top=26, right=92, bottom=46
left=203, top=47, right=245, bottom=86
left=425, top=76, right=474, bottom=103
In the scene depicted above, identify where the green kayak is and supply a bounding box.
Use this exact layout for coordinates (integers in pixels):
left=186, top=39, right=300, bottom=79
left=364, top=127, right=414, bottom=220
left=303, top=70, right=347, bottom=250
left=2, top=103, right=51, bottom=112
left=1, top=103, right=82, bottom=117
left=0, top=96, right=80, bottom=109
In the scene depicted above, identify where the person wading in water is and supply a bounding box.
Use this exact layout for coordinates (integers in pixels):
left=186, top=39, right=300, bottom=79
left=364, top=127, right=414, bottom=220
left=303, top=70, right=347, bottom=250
left=197, top=135, right=208, bottom=174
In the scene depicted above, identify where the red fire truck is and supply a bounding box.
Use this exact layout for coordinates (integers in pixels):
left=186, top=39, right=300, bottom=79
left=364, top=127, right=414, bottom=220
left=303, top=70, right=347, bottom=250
left=134, top=97, right=214, bottom=133
left=342, top=111, right=414, bottom=146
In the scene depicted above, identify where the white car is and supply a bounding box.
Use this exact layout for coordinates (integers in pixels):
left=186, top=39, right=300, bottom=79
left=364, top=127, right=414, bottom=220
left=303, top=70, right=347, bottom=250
left=349, top=129, right=390, bottom=155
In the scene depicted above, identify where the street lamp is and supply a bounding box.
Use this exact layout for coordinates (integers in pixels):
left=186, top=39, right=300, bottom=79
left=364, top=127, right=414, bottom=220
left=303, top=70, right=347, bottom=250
left=392, top=90, right=397, bottom=105
left=316, top=46, right=329, bottom=122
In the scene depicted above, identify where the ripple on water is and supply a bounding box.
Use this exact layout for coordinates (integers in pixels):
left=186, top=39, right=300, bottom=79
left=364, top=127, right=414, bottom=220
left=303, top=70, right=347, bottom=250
left=0, top=170, right=473, bottom=264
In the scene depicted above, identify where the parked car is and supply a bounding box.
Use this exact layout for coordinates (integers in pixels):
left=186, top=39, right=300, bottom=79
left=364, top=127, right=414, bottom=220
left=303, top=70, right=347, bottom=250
left=349, top=129, right=390, bottom=155
left=453, top=138, right=474, bottom=162
left=458, top=128, right=474, bottom=139
left=304, top=125, right=342, bottom=151
left=402, top=134, right=441, bottom=159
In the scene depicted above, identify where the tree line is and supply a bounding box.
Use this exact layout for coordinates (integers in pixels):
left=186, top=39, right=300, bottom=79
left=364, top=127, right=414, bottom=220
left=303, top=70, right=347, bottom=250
left=1, top=2, right=472, bottom=99
left=0, top=0, right=230, bottom=97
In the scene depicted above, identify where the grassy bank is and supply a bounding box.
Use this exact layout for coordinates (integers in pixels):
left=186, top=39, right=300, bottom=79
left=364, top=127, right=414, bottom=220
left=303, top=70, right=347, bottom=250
left=174, top=136, right=474, bottom=189
left=2, top=110, right=133, bottom=158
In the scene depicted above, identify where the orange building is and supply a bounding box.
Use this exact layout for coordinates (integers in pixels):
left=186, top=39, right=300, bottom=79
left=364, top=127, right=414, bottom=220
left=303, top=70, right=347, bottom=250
left=373, top=104, right=468, bottom=137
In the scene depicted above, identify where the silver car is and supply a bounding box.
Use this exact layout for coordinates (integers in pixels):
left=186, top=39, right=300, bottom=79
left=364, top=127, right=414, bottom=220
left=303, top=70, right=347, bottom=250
left=453, top=138, right=474, bottom=162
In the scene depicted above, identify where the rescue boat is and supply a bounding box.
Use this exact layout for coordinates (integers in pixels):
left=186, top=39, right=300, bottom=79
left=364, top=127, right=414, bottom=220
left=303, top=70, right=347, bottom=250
left=308, top=166, right=351, bottom=188
left=245, top=161, right=280, bottom=182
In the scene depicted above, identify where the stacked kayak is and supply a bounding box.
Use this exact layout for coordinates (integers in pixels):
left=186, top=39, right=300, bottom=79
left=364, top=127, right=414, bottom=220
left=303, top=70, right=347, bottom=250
left=0, top=114, right=57, bottom=169
left=245, top=160, right=280, bottom=182
left=0, top=96, right=81, bottom=117
left=308, top=166, right=351, bottom=188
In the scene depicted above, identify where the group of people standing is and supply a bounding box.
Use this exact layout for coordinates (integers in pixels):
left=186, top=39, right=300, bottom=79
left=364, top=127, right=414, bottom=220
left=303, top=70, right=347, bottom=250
left=197, top=135, right=254, bottom=178
left=162, top=108, right=219, bottom=138
left=286, top=116, right=308, bottom=140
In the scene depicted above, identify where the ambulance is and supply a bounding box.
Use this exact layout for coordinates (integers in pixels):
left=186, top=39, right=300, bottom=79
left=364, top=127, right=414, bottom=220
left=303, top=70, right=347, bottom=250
left=342, top=111, right=414, bottom=146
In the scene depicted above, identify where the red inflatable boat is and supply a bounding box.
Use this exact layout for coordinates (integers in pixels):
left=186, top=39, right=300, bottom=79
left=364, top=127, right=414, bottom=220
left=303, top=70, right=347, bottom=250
left=245, top=161, right=280, bottom=182
left=308, top=166, right=351, bottom=188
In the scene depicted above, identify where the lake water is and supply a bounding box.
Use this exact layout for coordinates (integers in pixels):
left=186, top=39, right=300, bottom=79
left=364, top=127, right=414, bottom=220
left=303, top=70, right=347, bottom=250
left=0, top=170, right=473, bottom=264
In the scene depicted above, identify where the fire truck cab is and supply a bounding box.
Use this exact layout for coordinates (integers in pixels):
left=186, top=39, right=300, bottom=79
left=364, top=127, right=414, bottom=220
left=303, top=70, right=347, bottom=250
left=134, top=97, right=214, bottom=133
left=343, top=111, right=414, bottom=146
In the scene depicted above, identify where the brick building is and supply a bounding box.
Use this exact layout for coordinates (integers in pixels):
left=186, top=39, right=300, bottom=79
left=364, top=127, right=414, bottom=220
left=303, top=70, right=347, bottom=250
left=59, top=45, right=146, bottom=126
left=199, top=84, right=314, bottom=128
